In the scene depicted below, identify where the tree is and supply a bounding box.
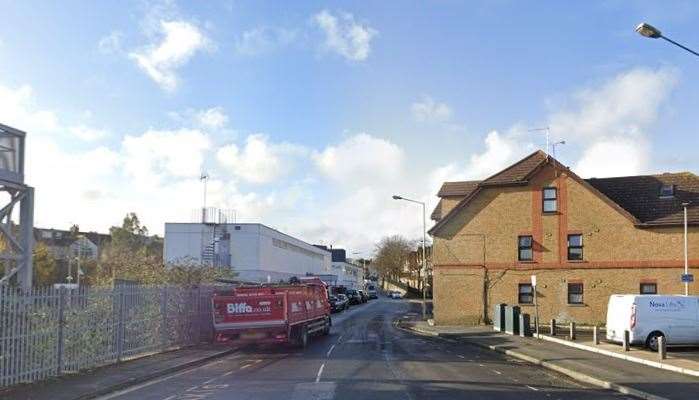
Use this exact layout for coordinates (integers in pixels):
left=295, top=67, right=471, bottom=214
left=92, top=213, right=235, bottom=286
left=373, top=235, right=413, bottom=285
left=33, top=242, right=57, bottom=286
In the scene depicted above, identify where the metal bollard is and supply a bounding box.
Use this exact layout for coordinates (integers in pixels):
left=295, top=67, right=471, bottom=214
left=569, top=322, right=576, bottom=341
left=550, top=319, right=557, bottom=336
left=623, top=330, right=630, bottom=351
left=658, top=336, right=667, bottom=360
left=593, top=325, right=599, bottom=345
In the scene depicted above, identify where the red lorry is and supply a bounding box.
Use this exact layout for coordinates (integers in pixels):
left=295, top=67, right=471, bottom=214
left=211, top=277, right=331, bottom=347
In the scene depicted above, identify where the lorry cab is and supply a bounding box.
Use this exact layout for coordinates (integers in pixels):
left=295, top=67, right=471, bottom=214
left=606, top=294, right=699, bottom=351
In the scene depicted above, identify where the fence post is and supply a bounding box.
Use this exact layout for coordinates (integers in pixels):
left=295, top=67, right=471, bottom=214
left=569, top=322, right=576, bottom=341
left=161, top=287, right=168, bottom=350
left=56, top=288, right=66, bottom=375
left=658, top=336, right=667, bottom=360
left=623, top=330, right=630, bottom=351
left=593, top=325, right=599, bottom=345
left=116, top=288, right=125, bottom=362
left=550, top=319, right=556, bottom=336
left=195, top=287, right=202, bottom=344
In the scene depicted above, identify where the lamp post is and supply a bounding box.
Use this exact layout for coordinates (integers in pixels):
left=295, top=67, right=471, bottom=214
left=635, top=22, right=699, bottom=57
left=683, top=202, right=691, bottom=296
left=392, top=195, right=428, bottom=320
left=352, top=251, right=367, bottom=280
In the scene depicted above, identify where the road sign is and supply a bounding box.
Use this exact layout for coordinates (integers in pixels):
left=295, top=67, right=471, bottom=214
left=531, top=275, right=537, bottom=287
left=681, top=274, right=694, bottom=283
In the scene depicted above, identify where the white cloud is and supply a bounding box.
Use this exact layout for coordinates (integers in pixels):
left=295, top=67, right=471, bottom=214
left=196, top=107, right=228, bottom=129
left=313, top=10, right=377, bottom=61
left=98, top=31, right=123, bottom=54
left=549, top=68, right=677, bottom=140
left=412, top=96, right=452, bottom=122
left=216, top=134, right=307, bottom=184
left=0, top=84, right=59, bottom=134
left=575, top=138, right=649, bottom=178
left=549, top=67, right=677, bottom=177
left=70, top=125, right=109, bottom=141
left=122, top=128, right=210, bottom=185
left=129, top=20, right=211, bottom=91
left=235, top=26, right=297, bottom=56
left=313, top=133, right=403, bottom=185
left=430, top=130, right=535, bottom=187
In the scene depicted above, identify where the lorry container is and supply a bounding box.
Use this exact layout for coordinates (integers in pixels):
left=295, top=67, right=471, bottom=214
left=212, top=277, right=331, bottom=347
left=606, top=294, right=699, bottom=351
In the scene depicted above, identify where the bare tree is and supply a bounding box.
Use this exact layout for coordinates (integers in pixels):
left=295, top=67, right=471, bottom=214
left=373, top=235, right=413, bottom=286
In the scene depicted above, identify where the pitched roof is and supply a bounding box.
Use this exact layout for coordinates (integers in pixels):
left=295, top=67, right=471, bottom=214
left=586, top=172, right=699, bottom=226
left=437, top=180, right=481, bottom=197
left=480, top=150, right=548, bottom=186
left=430, top=200, right=442, bottom=221
left=429, top=150, right=699, bottom=235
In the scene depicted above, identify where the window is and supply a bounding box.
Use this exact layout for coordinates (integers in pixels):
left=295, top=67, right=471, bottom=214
left=518, top=283, right=534, bottom=304
left=567, top=234, right=583, bottom=261
left=659, top=184, right=675, bottom=197
left=518, top=236, right=533, bottom=261
left=543, top=187, right=557, bottom=212
left=568, top=283, right=584, bottom=304
left=640, top=283, right=657, bottom=294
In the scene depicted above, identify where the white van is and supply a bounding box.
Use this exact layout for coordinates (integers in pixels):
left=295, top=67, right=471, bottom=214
left=606, top=295, right=699, bottom=351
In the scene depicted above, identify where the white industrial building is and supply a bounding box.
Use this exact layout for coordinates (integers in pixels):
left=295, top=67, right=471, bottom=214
left=164, top=222, right=332, bottom=283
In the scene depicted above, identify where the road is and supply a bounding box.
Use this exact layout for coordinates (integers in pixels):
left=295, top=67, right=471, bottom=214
left=96, top=298, right=630, bottom=400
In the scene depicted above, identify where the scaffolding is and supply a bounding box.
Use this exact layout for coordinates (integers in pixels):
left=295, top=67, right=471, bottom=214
left=0, top=123, right=34, bottom=290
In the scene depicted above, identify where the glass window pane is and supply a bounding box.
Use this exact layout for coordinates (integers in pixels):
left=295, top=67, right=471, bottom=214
left=519, top=285, right=533, bottom=294
left=519, top=249, right=533, bottom=261
left=569, top=293, right=583, bottom=304
left=568, top=235, right=582, bottom=247
left=519, top=236, right=532, bottom=247
left=543, top=188, right=557, bottom=199
left=640, top=283, right=657, bottom=294
left=543, top=199, right=557, bottom=212
left=568, top=248, right=583, bottom=260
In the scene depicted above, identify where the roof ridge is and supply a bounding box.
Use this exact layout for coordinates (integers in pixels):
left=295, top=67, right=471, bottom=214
left=586, top=171, right=698, bottom=180
left=479, top=149, right=548, bottom=186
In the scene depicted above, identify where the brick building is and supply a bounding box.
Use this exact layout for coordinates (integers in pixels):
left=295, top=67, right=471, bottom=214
left=429, top=150, right=699, bottom=326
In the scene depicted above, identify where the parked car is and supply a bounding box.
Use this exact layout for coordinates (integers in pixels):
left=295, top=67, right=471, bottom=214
left=357, top=290, right=368, bottom=303
left=329, top=295, right=347, bottom=313
left=366, top=284, right=378, bottom=299
left=606, top=294, right=699, bottom=351
left=336, top=294, right=350, bottom=310
left=346, top=289, right=363, bottom=305
left=388, top=290, right=403, bottom=299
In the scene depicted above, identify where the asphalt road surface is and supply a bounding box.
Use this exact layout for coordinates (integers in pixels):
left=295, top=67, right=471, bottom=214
left=95, top=298, right=631, bottom=400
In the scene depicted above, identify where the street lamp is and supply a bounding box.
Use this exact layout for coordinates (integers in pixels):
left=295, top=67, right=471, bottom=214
left=635, top=22, right=699, bottom=57
left=352, top=251, right=367, bottom=280
left=683, top=202, right=691, bottom=296
left=392, top=194, right=428, bottom=320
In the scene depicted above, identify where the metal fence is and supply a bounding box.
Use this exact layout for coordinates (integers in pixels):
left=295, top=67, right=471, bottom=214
left=0, top=285, right=214, bottom=388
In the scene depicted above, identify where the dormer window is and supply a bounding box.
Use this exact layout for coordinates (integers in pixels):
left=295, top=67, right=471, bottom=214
left=659, top=184, right=675, bottom=198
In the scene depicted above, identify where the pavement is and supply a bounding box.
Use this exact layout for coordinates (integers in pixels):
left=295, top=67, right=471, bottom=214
left=540, top=329, right=699, bottom=377
left=405, top=321, right=699, bottom=400
left=3, top=296, right=637, bottom=400
left=0, top=345, right=238, bottom=400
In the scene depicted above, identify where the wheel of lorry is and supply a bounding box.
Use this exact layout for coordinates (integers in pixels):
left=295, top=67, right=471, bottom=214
left=299, top=326, right=309, bottom=348
left=322, top=318, right=331, bottom=336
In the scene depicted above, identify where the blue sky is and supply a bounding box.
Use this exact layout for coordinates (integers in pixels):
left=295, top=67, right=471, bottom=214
left=0, top=0, right=697, bottom=253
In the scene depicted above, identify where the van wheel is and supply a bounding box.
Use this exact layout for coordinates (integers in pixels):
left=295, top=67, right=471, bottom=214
left=646, top=331, right=664, bottom=352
